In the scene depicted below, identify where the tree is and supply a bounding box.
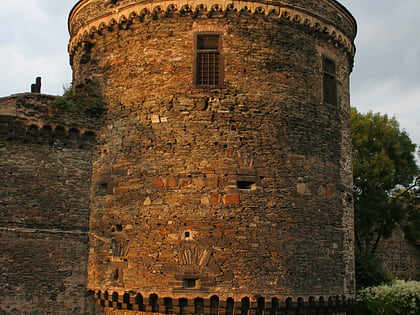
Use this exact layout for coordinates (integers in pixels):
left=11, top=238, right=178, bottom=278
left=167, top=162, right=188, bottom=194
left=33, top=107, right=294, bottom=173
left=351, top=108, right=419, bottom=255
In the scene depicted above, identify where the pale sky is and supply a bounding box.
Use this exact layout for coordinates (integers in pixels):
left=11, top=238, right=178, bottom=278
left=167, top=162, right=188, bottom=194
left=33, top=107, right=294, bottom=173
left=0, top=0, right=419, bottom=150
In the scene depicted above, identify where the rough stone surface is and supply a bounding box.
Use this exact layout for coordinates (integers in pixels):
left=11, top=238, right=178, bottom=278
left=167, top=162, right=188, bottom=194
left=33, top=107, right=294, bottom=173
left=0, top=95, right=97, bottom=314
left=377, top=228, right=420, bottom=281
left=0, top=0, right=373, bottom=314
left=69, top=0, right=357, bottom=313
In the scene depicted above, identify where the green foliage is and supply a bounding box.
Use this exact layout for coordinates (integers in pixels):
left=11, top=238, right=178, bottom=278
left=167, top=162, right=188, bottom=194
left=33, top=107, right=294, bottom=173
left=351, top=108, right=419, bottom=254
left=398, top=187, right=420, bottom=242
left=52, top=84, right=105, bottom=117
left=355, top=280, right=420, bottom=315
left=355, top=251, right=392, bottom=290
left=52, top=95, right=73, bottom=109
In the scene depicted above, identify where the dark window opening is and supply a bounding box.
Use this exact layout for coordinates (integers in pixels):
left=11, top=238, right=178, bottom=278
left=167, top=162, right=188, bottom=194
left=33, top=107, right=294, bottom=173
left=113, top=269, right=119, bottom=281
left=240, top=297, right=250, bottom=315
left=179, top=298, right=188, bottom=315
left=322, top=56, right=337, bottom=106
left=135, top=294, right=145, bottom=311
left=164, top=298, right=173, bottom=314
left=98, top=182, right=108, bottom=193
left=149, top=294, right=159, bottom=313
left=195, top=298, right=204, bottom=315
left=182, top=278, right=198, bottom=289
left=210, top=296, right=219, bottom=315
left=237, top=181, right=256, bottom=190
left=195, top=34, right=222, bottom=87
left=226, top=298, right=234, bottom=315
left=256, top=297, right=265, bottom=315
left=184, top=231, right=190, bottom=238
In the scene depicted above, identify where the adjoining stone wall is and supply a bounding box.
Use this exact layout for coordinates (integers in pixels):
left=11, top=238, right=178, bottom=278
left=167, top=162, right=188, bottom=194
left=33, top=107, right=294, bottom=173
left=377, top=228, right=420, bottom=280
left=0, top=95, right=97, bottom=314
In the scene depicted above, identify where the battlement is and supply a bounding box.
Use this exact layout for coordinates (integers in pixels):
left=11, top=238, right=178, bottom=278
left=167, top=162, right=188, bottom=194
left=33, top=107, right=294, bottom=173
left=0, top=93, right=97, bottom=149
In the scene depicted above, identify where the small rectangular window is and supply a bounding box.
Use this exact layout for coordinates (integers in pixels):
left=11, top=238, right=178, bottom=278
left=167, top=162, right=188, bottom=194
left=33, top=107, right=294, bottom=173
left=322, top=56, right=338, bottom=106
left=237, top=181, right=256, bottom=190
left=195, top=34, right=223, bottom=87
left=182, top=278, right=198, bottom=289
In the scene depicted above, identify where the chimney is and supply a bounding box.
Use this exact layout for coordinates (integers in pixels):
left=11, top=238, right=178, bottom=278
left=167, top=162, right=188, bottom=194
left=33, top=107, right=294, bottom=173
left=31, top=77, right=42, bottom=93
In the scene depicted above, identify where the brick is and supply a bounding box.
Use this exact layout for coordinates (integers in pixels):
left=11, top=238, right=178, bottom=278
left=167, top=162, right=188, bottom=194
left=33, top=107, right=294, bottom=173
left=153, top=178, right=165, bottom=188
left=223, top=194, right=240, bottom=205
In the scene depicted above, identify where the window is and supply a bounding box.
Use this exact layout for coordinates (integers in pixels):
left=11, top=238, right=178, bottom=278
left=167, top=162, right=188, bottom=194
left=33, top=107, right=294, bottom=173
left=195, top=34, right=223, bottom=87
left=322, top=56, right=337, bottom=106
left=182, top=278, right=198, bottom=288
left=237, top=181, right=257, bottom=190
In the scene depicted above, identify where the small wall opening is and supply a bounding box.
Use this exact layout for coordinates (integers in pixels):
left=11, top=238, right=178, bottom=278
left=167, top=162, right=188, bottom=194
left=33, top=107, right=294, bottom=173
left=210, top=296, right=219, bottom=315
left=195, top=298, right=204, bottom=315
left=256, top=297, right=265, bottom=315
left=179, top=298, right=188, bottom=315
left=237, top=181, right=256, bottom=190
left=164, top=297, right=173, bottom=314
left=135, top=294, right=145, bottom=311
left=270, top=298, right=279, bottom=315
left=149, top=294, right=159, bottom=313
left=240, top=297, right=250, bottom=315
left=182, top=278, right=198, bottom=289
left=226, top=298, right=234, bottom=315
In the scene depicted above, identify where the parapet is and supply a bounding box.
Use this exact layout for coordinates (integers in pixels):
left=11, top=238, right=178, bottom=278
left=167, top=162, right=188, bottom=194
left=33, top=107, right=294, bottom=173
left=68, top=0, right=356, bottom=60
left=0, top=93, right=97, bottom=149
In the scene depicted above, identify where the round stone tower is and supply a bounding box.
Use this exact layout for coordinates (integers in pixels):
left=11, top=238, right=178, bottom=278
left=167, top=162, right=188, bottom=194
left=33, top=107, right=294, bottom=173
left=69, top=0, right=356, bottom=313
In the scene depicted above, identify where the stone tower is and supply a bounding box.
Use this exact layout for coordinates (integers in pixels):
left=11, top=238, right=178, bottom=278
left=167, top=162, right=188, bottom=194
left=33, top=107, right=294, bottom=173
left=68, top=0, right=356, bottom=313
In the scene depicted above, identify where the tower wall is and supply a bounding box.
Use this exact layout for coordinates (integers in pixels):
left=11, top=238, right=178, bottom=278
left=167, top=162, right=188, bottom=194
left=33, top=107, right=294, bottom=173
left=69, top=0, right=356, bottom=313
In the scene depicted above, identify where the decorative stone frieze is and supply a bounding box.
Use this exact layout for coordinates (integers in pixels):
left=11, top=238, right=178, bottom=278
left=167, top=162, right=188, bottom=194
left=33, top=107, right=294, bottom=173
left=68, top=0, right=356, bottom=59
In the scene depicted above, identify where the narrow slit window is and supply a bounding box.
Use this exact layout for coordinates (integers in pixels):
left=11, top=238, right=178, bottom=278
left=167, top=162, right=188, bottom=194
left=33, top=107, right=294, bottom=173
left=322, top=56, right=337, bottom=106
left=195, top=34, right=222, bottom=87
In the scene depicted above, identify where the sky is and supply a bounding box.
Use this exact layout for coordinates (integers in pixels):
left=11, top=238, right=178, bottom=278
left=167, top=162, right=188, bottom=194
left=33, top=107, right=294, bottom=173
left=0, top=0, right=419, bottom=150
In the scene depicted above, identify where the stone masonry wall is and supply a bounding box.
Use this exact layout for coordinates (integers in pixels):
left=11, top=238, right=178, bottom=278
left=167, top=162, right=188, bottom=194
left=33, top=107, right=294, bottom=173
left=68, top=0, right=357, bottom=312
left=377, top=228, right=420, bottom=281
left=0, top=94, right=97, bottom=314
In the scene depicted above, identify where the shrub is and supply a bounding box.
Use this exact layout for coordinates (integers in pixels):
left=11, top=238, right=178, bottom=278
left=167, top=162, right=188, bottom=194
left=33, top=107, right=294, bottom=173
left=52, top=84, right=105, bottom=117
left=355, top=280, right=420, bottom=315
left=52, top=95, right=73, bottom=109
left=355, top=251, right=392, bottom=290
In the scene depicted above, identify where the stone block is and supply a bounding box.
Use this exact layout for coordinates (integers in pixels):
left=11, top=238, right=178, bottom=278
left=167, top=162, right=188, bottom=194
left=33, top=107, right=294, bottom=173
left=223, top=193, right=240, bottom=205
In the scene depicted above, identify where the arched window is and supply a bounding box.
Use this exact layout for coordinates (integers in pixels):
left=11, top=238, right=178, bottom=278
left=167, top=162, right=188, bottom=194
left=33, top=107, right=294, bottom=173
left=270, top=298, right=279, bottom=315
left=135, top=294, right=144, bottom=311
left=240, top=297, right=250, bottom=315
left=195, top=298, right=204, bottom=315
left=150, top=294, right=159, bottom=313
left=164, top=297, right=173, bottom=314
left=226, top=298, right=234, bottom=315
left=256, top=297, right=265, bottom=315
left=210, top=295, right=219, bottom=315
left=179, top=298, right=188, bottom=315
